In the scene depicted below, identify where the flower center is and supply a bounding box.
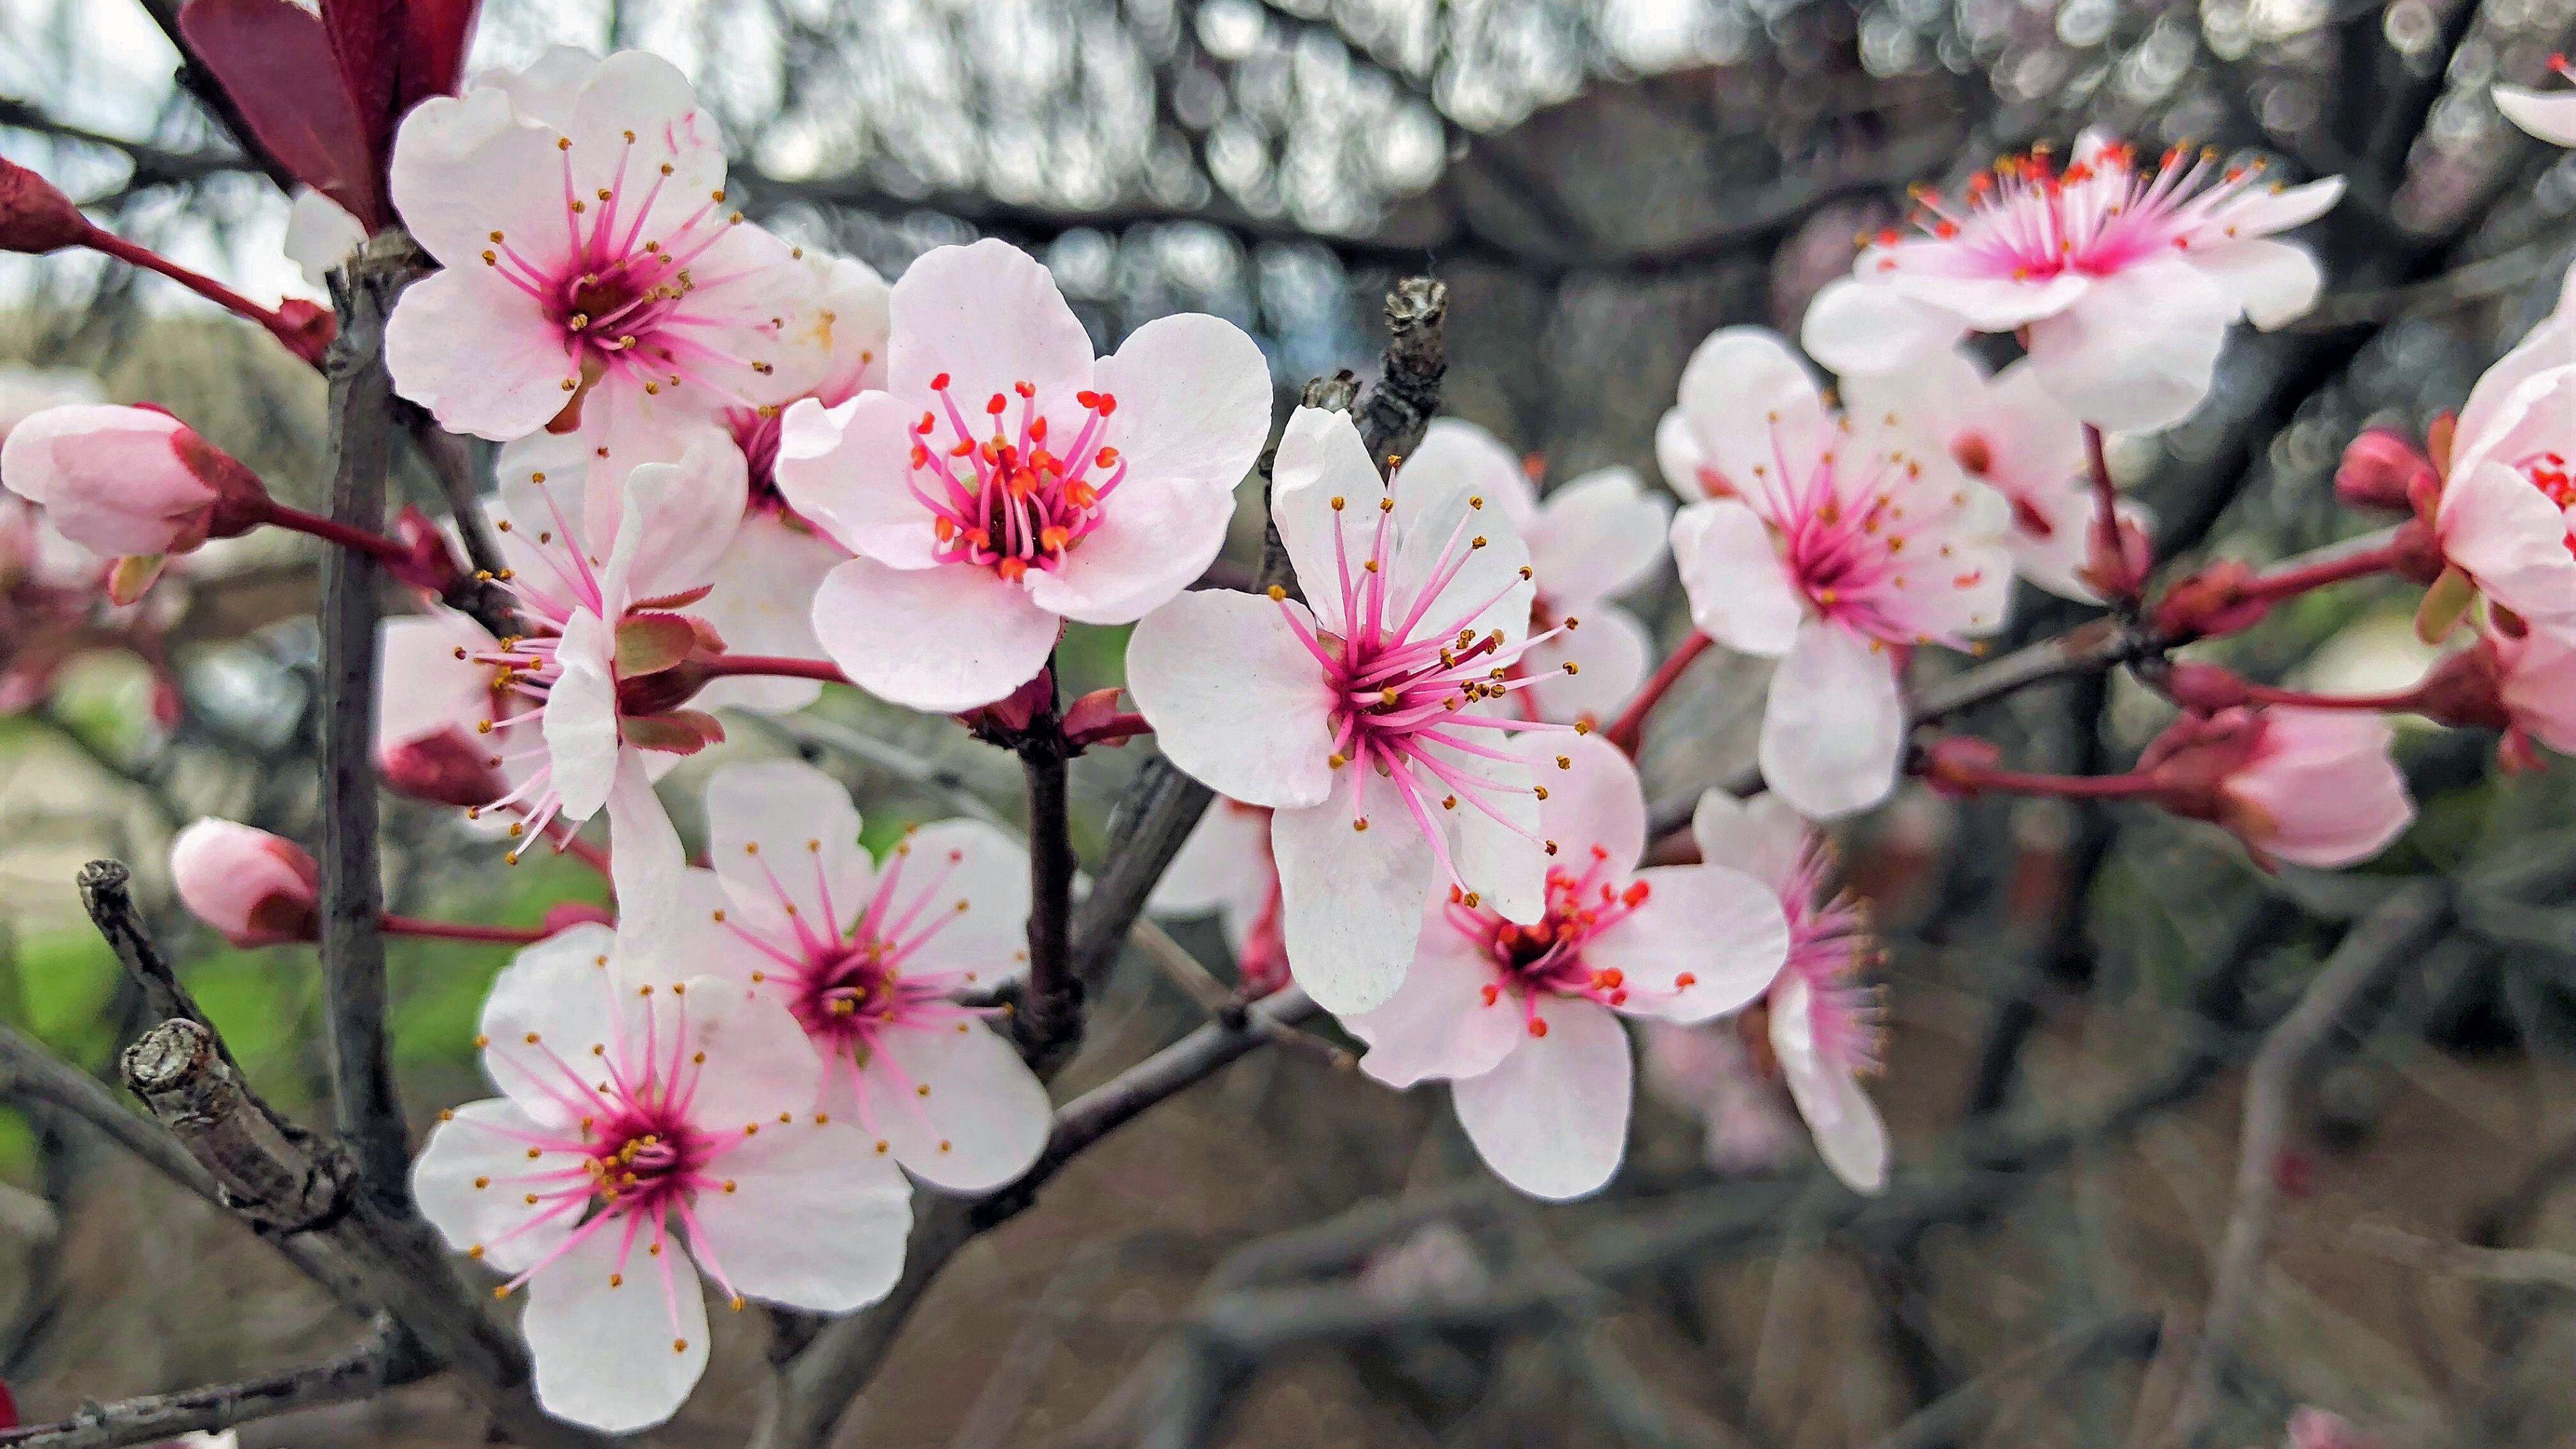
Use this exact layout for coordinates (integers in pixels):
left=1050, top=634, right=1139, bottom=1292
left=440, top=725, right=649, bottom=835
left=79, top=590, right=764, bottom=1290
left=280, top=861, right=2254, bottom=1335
left=908, top=375, right=1125, bottom=581
left=580, top=1102, right=710, bottom=1217
left=1884, top=142, right=2260, bottom=283
left=1445, top=849, right=1674, bottom=1036
left=788, top=941, right=918, bottom=1050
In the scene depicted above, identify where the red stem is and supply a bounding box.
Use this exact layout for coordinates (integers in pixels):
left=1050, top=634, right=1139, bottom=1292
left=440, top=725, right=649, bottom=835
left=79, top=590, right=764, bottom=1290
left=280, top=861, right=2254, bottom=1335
left=1604, top=631, right=1713, bottom=755
left=79, top=225, right=318, bottom=365
left=2227, top=678, right=2430, bottom=713
left=1933, top=759, right=2165, bottom=801
left=2085, top=425, right=2138, bottom=606
left=2231, top=541, right=2403, bottom=606
left=693, top=653, right=850, bottom=685
left=378, top=914, right=551, bottom=945
left=254, top=499, right=410, bottom=564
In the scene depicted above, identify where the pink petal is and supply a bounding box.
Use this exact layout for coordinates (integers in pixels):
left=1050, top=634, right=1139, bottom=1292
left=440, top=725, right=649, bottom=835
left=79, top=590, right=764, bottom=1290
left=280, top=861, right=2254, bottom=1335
left=2190, top=237, right=2324, bottom=330
left=384, top=266, right=578, bottom=442
left=1345, top=922, right=1522, bottom=1087
left=1400, top=419, right=1536, bottom=529
left=2498, top=85, right=2576, bottom=145
left=1022, top=465, right=1237, bottom=625
left=1450, top=994, right=1631, bottom=1201
left=1758, top=621, right=1903, bottom=820
left=1271, top=769, right=1440, bottom=1015
left=1528, top=466, right=1669, bottom=606
left=865, top=1019, right=1051, bottom=1192
left=1799, top=277, right=1967, bottom=378
left=888, top=238, right=1095, bottom=405
left=809, top=555, right=1061, bottom=712
left=1671, top=499, right=1803, bottom=657
left=1770, top=975, right=1888, bottom=1194
left=1537, top=733, right=1647, bottom=876
left=886, top=818, right=1033, bottom=988
left=771, top=393, right=942, bottom=568
left=1267, top=406, right=1393, bottom=636
left=1124, top=589, right=1338, bottom=809
left=1688, top=790, right=1810, bottom=898
left=1519, top=604, right=1650, bottom=724
left=686, top=1119, right=912, bottom=1307
left=1587, top=864, right=1788, bottom=1024
left=2022, top=257, right=2233, bottom=432
left=704, top=758, right=875, bottom=938
left=1676, top=328, right=1832, bottom=504
left=521, top=1216, right=709, bottom=1432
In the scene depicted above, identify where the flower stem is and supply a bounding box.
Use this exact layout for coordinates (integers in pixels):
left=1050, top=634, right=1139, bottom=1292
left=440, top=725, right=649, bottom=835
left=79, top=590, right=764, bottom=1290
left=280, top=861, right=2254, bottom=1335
left=2231, top=541, right=2403, bottom=606
left=2227, top=678, right=2430, bottom=712
left=692, top=653, right=851, bottom=685
left=1930, top=757, right=2165, bottom=800
left=78, top=225, right=321, bottom=366
left=1065, top=710, right=1152, bottom=748
left=1604, top=631, right=1713, bottom=755
left=254, top=500, right=411, bottom=564
left=378, top=914, right=553, bottom=945
left=2085, top=425, right=2140, bottom=608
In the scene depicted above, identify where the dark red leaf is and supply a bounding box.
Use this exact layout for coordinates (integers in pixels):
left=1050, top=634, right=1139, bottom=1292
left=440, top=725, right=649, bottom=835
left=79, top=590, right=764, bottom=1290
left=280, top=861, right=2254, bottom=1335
left=319, top=0, right=402, bottom=178
left=397, top=0, right=483, bottom=112
left=178, top=0, right=384, bottom=227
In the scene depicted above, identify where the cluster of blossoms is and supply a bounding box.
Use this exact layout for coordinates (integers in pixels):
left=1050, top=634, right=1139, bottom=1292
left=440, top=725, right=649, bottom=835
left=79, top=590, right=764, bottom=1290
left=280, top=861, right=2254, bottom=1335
left=11, top=34, right=2576, bottom=1434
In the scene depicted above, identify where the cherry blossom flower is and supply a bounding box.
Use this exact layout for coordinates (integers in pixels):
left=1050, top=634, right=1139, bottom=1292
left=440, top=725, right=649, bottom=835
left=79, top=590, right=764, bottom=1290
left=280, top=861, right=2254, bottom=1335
left=170, top=820, right=319, bottom=949
left=0, top=369, right=106, bottom=591
left=1340, top=735, right=1788, bottom=1199
left=1396, top=419, right=1670, bottom=720
left=1640, top=1021, right=1803, bottom=1175
left=2489, top=625, right=2576, bottom=767
left=383, top=49, right=824, bottom=503
left=774, top=237, right=1272, bottom=712
left=1690, top=790, right=1889, bottom=1193
left=0, top=405, right=271, bottom=599
left=1801, top=135, right=2343, bottom=431
left=2428, top=273, right=2576, bottom=641
left=286, top=187, right=368, bottom=291
left=1148, top=799, right=1291, bottom=996
left=376, top=433, right=748, bottom=917
left=411, top=924, right=911, bottom=1432
left=632, top=759, right=1051, bottom=1193
left=1126, top=406, right=1566, bottom=1015
left=1837, top=347, right=2147, bottom=601
left=1660, top=329, right=2014, bottom=819
left=2496, top=58, right=2576, bottom=146
left=2139, top=706, right=2414, bottom=869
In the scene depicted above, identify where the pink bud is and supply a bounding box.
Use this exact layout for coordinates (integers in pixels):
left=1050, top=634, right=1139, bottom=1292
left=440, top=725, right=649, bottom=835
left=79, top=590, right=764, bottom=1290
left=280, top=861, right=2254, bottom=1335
left=2144, top=707, right=2414, bottom=869
left=170, top=818, right=320, bottom=948
left=1917, top=736, right=2001, bottom=798
left=271, top=298, right=339, bottom=366
left=2334, top=427, right=2438, bottom=515
left=380, top=727, right=504, bottom=808
left=0, top=159, right=87, bottom=256
left=2161, top=661, right=2259, bottom=714
left=0, top=405, right=272, bottom=559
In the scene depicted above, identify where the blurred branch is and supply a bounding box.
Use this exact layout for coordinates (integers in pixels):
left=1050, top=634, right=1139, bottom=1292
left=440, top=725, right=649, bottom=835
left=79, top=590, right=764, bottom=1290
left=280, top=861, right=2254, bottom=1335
left=1865, top=1315, right=2163, bottom=1449
left=0, top=1320, right=415, bottom=1449
left=2290, top=237, right=2576, bottom=331
left=0, top=97, right=249, bottom=195
left=2157, top=881, right=2454, bottom=1447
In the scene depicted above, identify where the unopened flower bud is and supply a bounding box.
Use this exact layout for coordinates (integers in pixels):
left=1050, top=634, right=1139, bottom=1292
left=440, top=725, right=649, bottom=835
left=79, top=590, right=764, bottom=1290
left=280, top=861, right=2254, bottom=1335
left=380, top=728, right=505, bottom=808
left=2141, top=707, right=2413, bottom=869
left=0, top=159, right=88, bottom=256
left=2333, top=427, right=2438, bottom=515
left=1917, top=736, right=2001, bottom=798
left=0, top=405, right=272, bottom=561
left=170, top=819, right=319, bottom=947
left=2161, top=661, right=2259, bottom=714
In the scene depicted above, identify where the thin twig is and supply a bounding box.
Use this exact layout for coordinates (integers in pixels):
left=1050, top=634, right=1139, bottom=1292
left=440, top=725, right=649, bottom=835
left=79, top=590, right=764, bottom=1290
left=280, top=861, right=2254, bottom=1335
left=0, top=1322, right=417, bottom=1449
left=1017, top=710, right=1082, bottom=1066
left=2157, top=882, right=2453, bottom=1446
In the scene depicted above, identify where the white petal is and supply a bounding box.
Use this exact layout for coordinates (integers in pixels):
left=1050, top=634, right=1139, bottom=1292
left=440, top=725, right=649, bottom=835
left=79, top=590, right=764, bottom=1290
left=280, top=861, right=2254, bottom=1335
left=1758, top=622, right=1903, bottom=820
left=1798, top=278, right=1966, bottom=378
left=687, top=1120, right=913, bottom=1309
left=478, top=925, right=621, bottom=1122
left=1148, top=800, right=1274, bottom=921
left=1586, top=865, right=1788, bottom=1023
left=1125, top=590, right=1338, bottom=809
left=888, top=238, right=1095, bottom=405
left=706, top=758, right=874, bottom=937
left=612, top=430, right=748, bottom=601
left=1271, top=769, right=1438, bottom=1014
left=2022, top=258, right=2233, bottom=433
left=1449, top=996, right=1631, bottom=1201
left=1268, top=407, right=1392, bottom=634
left=772, top=393, right=940, bottom=568
left=1655, top=409, right=1713, bottom=501
left=284, top=189, right=366, bottom=291
left=1771, top=977, right=1889, bottom=1193
left=1671, top=500, right=1803, bottom=657
left=2190, top=237, right=2324, bottom=331
left=1519, top=604, right=1651, bottom=724
left=885, top=818, right=1032, bottom=989
left=1090, top=310, right=1273, bottom=509
left=810, top=556, right=1061, bottom=713
left=1688, top=790, right=1811, bottom=898
left=521, top=1219, right=709, bottom=1433
left=541, top=610, right=619, bottom=818
left=1527, top=467, right=1669, bottom=606
left=1345, top=921, right=1521, bottom=1087
left=382, top=267, right=577, bottom=443
left=863, top=1018, right=1052, bottom=1192
left=2498, top=84, right=2576, bottom=145
left=1399, top=419, right=1536, bottom=529
left=604, top=753, right=688, bottom=957
left=1441, top=744, right=1546, bottom=926
left=674, top=985, right=826, bottom=1133
left=1537, top=731, right=1647, bottom=875
left=411, top=1098, right=580, bottom=1273
left=690, top=513, right=847, bottom=714
left=1676, top=329, right=1831, bottom=501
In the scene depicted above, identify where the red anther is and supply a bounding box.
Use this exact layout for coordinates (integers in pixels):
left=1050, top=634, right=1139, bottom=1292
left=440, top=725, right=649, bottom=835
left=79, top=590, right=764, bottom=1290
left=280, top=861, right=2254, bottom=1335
left=1449, top=885, right=1464, bottom=903
left=995, top=557, right=1028, bottom=582
left=1480, top=984, right=1499, bottom=1006
left=1595, top=968, right=1625, bottom=989
left=1075, top=390, right=1099, bottom=408
left=932, top=517, right=955, bottom=543
left=1618, top=880, right=1648, bottom=906
left=1039, top=525, right=1071, bottom=551
left=1030, top=417, right=1049, bottom=441
left=1610, top=989, right=1629, bottom=1006
left=1674, top=973, right=1697, bottom=989
left=1093, top=446, right=1120, bottom=468
left=985, top=393, right=1007, bottom=415
left=1589, top=843, right=1609, bottom=859
left=1065, top=482, right=1098, bottom=508
left=949, top=440, right=973, bottom=458
left=916, top=411, right=936, bottom=433
left=1096, top=392, right=1117, bottom=415
left=1934, top=220, right=1960, bottom=238
left=1527, top=1018, right=1550, bottom=1038
left=1874, top=227, right=1901, bottom=247
left=929, top=372, right=951, bottom=390
left=910, top=443, right=930, bottom=468
left=1013, top=380, right=1034, bottom=398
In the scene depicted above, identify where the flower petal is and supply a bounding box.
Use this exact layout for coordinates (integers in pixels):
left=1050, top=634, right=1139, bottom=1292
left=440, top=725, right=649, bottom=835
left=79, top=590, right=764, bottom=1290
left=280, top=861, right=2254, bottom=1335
left=2022, top=257, right=2233, bottom=432
left=1126, top=590, right=1338, bottom=809
left=2440, top=461, right=2576, bottom=625
left=1758, top=621, right=1903, bottom=820
left=888, top=238, right=1096, bottom=405
left=691, top=513, right=847, bottom=714
left=2190, top=237, right=2324, bottom=331
left=1089, top=309, right=1271, bottom=508
left=1528, top=467, right=1669, bottom=606
left=411, top=1097, right=582, bottom=1273
left=1587, top=863, right=1788, bottom=1024
left=1268, top=407, right=1390, bottom=635
left=1148, top=800, right=1274, bottom=921
left=1688, top=789, right=1810, bottom=898
left=772, top=393, right=941, bottom=569
left=2498, top=84, right=2576, bottom=145
left=1671, top=500, right=1803, bottom=657
left=1021, top=465, right=1238, bottom=625
left=1771, top=976, right=1888, bottom=1194
left=1538, top=733, right=1647, bottom=875
left=705, top=758, right=873, bottom=938
left=1676, top=328, right=1832, bottom=502
left=541, top=610, right=619, bottom=818
left=810, top=555, right=1061, bottom=712
left=1345, top=920, right=1521, bottom=1087
left=383, top=264, right=577, bottom=443
left=1520, top=603, right=1650, bottom=724
left=885, top=818, right=1032, bottom=989
left=686, top=1119, right=912, bottom=1310
left=1271, top=769, right=1439, bottom=1014
left=863, top=1019, right=1052, bottom=1192
left=1799, top=278, right=1967, bottom=378
left=1399, top=420, right=1536, bottom=529
left=521, top=1218, right=709, bottom=1433
left=1450, top=995, right=1631, bottom=1201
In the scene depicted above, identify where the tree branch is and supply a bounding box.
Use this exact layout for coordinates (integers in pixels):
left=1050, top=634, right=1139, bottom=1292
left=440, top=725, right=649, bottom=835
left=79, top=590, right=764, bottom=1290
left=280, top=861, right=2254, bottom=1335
left=0, top=1322, right=418, bottom=1448
left=1016, top=711, right=1081, bottom=1067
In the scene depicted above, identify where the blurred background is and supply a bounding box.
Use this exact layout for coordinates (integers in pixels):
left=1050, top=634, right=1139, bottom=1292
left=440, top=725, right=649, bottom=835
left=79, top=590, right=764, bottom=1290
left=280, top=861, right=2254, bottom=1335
left=4, top=0, right=2576, bottom=1444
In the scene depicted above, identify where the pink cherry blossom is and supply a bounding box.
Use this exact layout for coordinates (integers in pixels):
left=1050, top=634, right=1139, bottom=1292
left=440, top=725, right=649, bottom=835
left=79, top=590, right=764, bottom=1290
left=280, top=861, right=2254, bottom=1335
left=378, top=433, right=749, bottom=918
left=411, top=924, right=910, bottom=1432
left=0, top=404, right=269, bottom=572
left=0, top=368, right=107, bottom=592
left=774, top=237, right=1273, bottom=712
left=1690, top=790, right=1888, bottom=1193
left=637, top=759, right=1052, bottom=1193
left=2141, top=707, right=2414, bottom=869
left=2496, top=58, right=2576, bottom=146
left=1660, top=329, right=2014, bottom=819
left=170, top=819, right=319, bottom=949
left=1126, top=406, right=1568, bottom=1014
left=1838, top=347, right=2148, bottom=601
left=1396, top=420, right=1670, bottom=721
left=2431, top=275, right=2576, bottom=641
left=1341, top=736, right=1788, bottom=1199
left=1149, top=798, right=1291, bottom=996
left=383, top=49, right=824, bottom=507
left=1801, top=135, right=2343, bottom=431
left=2490, top=625, right=2576, bottom=763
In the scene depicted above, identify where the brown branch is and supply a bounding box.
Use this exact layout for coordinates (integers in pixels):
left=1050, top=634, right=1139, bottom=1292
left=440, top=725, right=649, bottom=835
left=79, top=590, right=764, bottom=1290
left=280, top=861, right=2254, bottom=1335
left=0, top=96, right=250, bottom=195
left=1016, top=714, right=1082, bottom=1067
left=2156, top=881, right=2453, bottom=1447
left=0, top=1322, right=417, bottom=1449
left=402, top=418, right=518, bottom=635
left=315, top=240, right=414, bottom=1211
